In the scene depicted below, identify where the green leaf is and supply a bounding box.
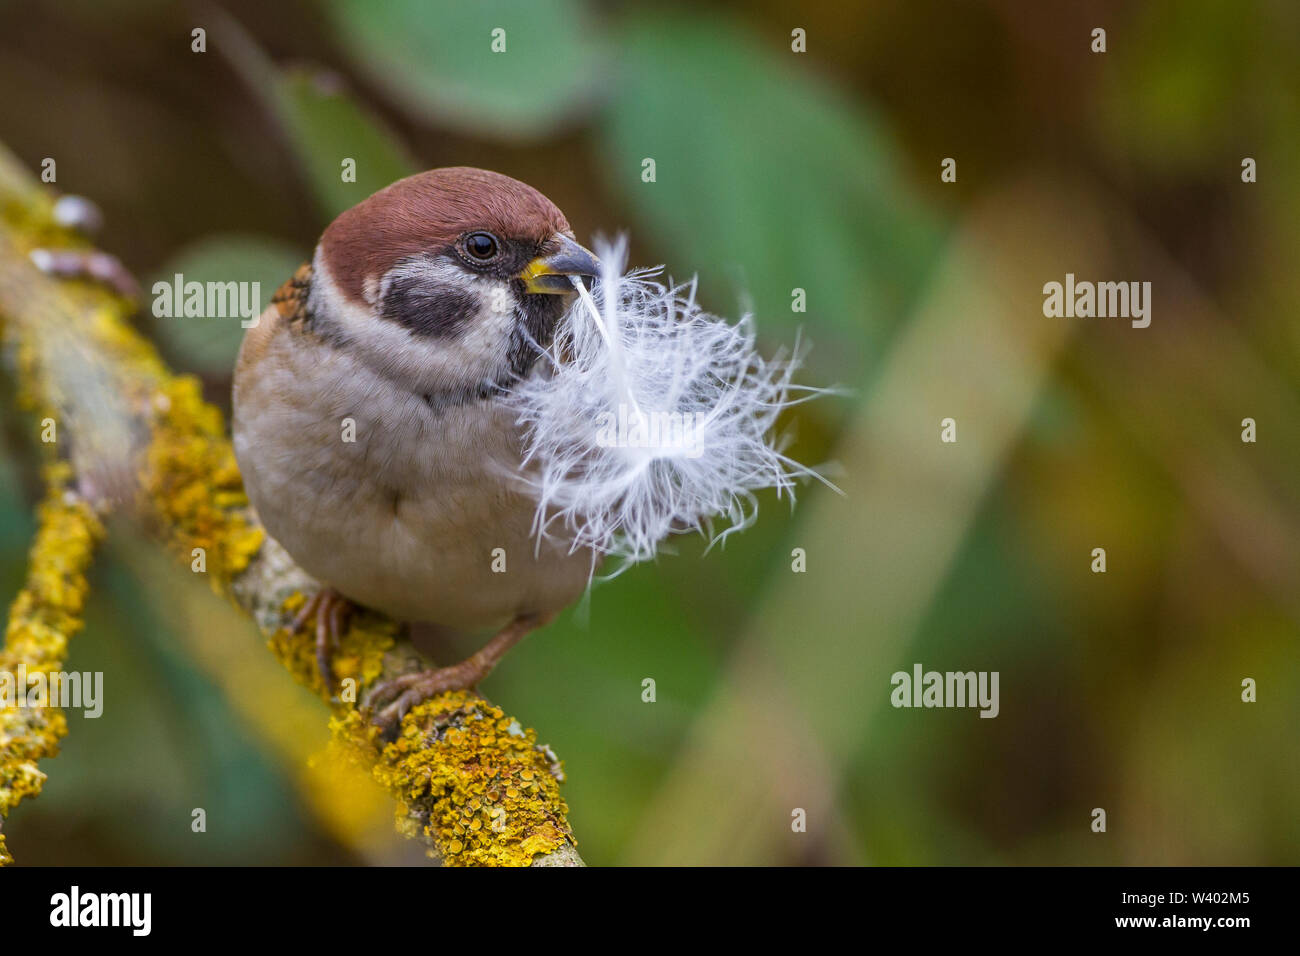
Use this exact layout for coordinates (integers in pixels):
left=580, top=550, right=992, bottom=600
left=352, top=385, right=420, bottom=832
left=323, top=0, right=604, bottom=139
left=148, top=234, right=305, bottom=373
left=275, top=68, right=419, bottom=220
left=598, top=15, right=943, bottom=377
left=210, top=9, right=418, bottom=220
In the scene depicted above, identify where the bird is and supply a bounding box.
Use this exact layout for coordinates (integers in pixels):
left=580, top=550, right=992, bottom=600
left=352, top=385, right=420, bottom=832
left=231, top=167, right=601, bottom=728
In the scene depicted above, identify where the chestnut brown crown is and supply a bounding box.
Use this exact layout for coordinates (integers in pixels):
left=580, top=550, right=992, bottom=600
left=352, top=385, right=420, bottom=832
left=318, top=166, right=574, bottom=305
left=301, top=167, right=598, bottom=404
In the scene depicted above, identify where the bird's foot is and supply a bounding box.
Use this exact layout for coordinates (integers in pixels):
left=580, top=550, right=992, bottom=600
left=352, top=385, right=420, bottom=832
left=364, top=613, right=548, bottom=734
left=364, top=659, right=487, bottom=735
left=290, top=586, right=354, bottom=692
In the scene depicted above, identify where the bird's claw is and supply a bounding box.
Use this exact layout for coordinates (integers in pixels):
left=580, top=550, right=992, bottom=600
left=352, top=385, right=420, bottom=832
left=362, top=614, right=548, bottom=735
left=289, top=587, right=353, bottom=693
left=363, top=663, right=480, bottom=735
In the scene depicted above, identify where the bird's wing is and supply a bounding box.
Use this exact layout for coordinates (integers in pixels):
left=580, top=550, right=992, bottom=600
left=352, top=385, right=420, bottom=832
left=236, top=261, right=312, bottom=373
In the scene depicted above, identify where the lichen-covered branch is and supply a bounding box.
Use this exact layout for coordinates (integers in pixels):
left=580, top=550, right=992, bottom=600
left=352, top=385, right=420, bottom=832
left=0, top=144, right=581, bottom=866
left=0, top=462, right=101, bottom=865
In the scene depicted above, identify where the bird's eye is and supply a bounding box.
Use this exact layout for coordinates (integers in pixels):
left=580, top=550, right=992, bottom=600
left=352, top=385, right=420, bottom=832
left=464, top=232, right=499, bottom=261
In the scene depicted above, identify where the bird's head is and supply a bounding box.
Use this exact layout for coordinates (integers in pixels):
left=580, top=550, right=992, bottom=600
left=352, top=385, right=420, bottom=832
left=308, top=166, right=598, bottom=403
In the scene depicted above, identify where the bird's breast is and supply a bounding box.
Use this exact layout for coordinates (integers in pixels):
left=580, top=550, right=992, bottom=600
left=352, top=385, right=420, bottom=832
left=233, top=319, right=591, bottom=631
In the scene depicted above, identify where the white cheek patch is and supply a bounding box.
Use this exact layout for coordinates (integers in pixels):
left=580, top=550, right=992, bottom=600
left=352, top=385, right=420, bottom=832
left=311, top=251, right=519, bottom=395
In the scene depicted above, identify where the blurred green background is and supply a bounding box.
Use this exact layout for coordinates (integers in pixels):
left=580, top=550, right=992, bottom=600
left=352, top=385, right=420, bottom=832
left=0, top=0, right=1297, bottom=865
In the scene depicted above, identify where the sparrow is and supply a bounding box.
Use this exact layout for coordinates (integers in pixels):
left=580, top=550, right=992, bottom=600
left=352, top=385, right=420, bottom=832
left=231, top=167, right=601, bottom=727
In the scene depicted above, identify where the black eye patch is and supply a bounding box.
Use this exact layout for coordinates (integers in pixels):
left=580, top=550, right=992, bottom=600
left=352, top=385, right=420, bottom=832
left=379, top=271, right=481, bottom=338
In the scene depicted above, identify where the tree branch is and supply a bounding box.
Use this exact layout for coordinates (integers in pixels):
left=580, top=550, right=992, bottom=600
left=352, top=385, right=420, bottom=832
left=0, top=144, right=581, bottom=866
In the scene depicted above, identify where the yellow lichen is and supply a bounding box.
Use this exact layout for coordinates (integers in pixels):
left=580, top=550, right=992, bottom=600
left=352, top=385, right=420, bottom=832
left=0, top=462, right=102, bottom=866
left=372, top=691, right=574, bottom=866
left=140, top=375, right=263, bottom=585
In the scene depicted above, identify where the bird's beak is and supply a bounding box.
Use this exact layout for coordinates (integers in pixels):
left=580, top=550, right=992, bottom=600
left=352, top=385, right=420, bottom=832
left=519, top=235, right=600, bottom=294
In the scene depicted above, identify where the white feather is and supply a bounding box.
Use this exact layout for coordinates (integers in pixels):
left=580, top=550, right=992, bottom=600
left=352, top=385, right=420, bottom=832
left=505, top=236, right=828, bottom=566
